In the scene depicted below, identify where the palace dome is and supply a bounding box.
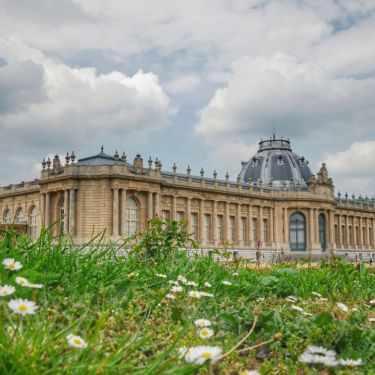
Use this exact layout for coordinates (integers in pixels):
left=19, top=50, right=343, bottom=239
left=239, top=136, right=313, bottom=190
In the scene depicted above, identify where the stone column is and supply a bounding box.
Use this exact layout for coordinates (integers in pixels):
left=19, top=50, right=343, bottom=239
left=258, top=206, right=264, bottom=248
left=212, top=200, right=217, bottom=245
left=358, top=217, right=362, bottom=248
left=365, top=217, right=369, bottom=248
left=225, top=201, right=230, bottom=241
left=329, top=210, right=335, bottom=249
left=283, top=207, right=289, bottom=247
left=248, top=204, right=253, bottom=247
left=346, top=216, right=350, bottom=249
left=147, top=192, right=153, bottom=221
left=172, top=196, right=177, bottom=221
left=45, top=192, right=50, bottom=228
left=337, top=215, right=342, bottom=249
left=199, top=198, right=205, bottom=245
left=353, top=217, right=357, bottom=249
left=314, top=209, right=319, bottom=246
left=69, top=189, right=75, bottom=235
left=236, top=203, right=241, bottom=246
left=372, top=218, right=375, bottom=248
left=309, top=209, right=315, bottom=249
left=154, top=192, right=160, bottom=218
left=186, top=197, right=191, bottom=234
left=112, top=188, right=119, bottom=236
left=270, top=207, right=274, bottom=247
left=40, top=193, right=45, bottom=228
left=64, top=189, right=69, bottom=233
left=121, top=188, right=127, bottom=235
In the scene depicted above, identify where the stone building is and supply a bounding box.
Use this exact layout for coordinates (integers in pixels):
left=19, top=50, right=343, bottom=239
left=1, top=136, right=374, bottom=260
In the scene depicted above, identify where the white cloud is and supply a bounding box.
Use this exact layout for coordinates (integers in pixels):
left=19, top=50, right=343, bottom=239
left=195, top=53, right=375, bottom=142
left=0, top=37, right=175, bottom=152
left=165, top=73, right=201, bottom=94
left=322, top=141, right=375, bottom=195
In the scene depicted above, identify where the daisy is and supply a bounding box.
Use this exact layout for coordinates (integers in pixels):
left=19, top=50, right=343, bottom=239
left=183, top=345, right=222, bottom=364
left=127, top=272, right=138, bottom=278
left=204, top=282, right=212, bottom=288
left=222, top=280, right=232, bottom=286
left=15, top=277, right=43, bottom=289
left=368, top=317, right=375, bottom=322
left=286, top=295, right=298, bottom=303
left=233, top=272, right=239, bottom=276
left=0, top=285, right=16, bottom=296
left=168, top=280, right=179, bottom=286
left=8, top=299, right=38, bottom=315
left=312, top=292, right=322, bottom=297
left=336, top=302, right=349, bottom=312
left=291, top=305, right=305, bottom=313
left=67, top=334, right=88, bottom=348
left=2, top=258, right=22, bottom=271
left=369, top=299, right=375, bottom=305
left=156, top=273, right=167, bottom=278
left=186, top=281, right=198, bottom=287
left=194, top=319, right=211, bottom=327
left=199, top=292, right=214, bottom=297
left=166, top=294, right=176, bottom=300
left=299, top=345, right=338, bottom=366
left=188, top=290, right=201, bottom=299
left=339, top=358, right=363, bottom=366
left=177, top=275, right=188, bottom=284
left=171, top=286, right=183, bottom=293
left=240, top=371, right=260, bottom=375
left=199, top=328, right=214, bottom=339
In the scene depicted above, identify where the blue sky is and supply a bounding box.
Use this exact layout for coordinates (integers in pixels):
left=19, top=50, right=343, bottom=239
left=0, top=0, right=375, bottom=196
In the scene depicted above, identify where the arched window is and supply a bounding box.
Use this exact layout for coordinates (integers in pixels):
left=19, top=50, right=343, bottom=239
left=289, top=212, right=306, bottom=251
left=125, top=198, right=138, bottom=236
left=29, top=206, right=37, bottom=238
left=60, top=200, right=65, bottom=234
left=319, top=213, right=326, bottom=251
left=3, top=209, right=12, bottom=224
left=15, top=207, right=24, bottom=224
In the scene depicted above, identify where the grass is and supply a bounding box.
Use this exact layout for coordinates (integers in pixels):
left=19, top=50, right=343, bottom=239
left=0, top=222, right=374, bottom=374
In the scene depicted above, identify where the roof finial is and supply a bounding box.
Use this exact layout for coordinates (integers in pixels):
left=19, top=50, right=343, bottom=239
left=272, top=115, right=276, bottom=140
left=100, top=145, right=104, bottom=153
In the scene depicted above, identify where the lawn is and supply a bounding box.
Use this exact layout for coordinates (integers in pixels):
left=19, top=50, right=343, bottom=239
left=0, top=221, right=374, bottom=374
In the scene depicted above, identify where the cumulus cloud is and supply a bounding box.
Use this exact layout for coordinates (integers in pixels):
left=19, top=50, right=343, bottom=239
left=322, top=141, right=375, bottom=195
left=195, top=53, right=375, bottom=142
left=165, top=73, right=201, bottom=94
left=0, top=37, right=175, bottom=152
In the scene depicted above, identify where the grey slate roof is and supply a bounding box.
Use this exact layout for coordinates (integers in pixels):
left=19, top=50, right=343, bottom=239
left=239, top=137, right=313, bottom=190
left=76, top=151, right=130, bottom=166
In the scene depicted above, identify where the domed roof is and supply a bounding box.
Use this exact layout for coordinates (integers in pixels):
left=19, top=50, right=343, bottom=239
left=239, top=136, right=313, bottom=190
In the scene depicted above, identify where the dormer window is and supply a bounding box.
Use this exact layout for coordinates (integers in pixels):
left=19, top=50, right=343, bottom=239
left=276, top=155, right=284, bottom=165
left=252, top=157, right=258, bottom=167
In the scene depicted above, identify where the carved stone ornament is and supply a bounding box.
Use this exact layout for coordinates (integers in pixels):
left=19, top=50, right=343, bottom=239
left=52, top=155, right=63, bottom=175
left=132, top=153, right=144, bottom=174
left=317, top=162, right=332, bottom=185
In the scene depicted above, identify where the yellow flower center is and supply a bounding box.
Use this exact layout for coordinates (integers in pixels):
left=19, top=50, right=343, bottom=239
left=19, top=304, right=28, bottom=312
left=202, top=352, right=212, bottom=359
left=202, top=330, right=208, bottom=336
left=73, top=338, right=82, bottom=345
left=9, top=263, right=16, bottom=269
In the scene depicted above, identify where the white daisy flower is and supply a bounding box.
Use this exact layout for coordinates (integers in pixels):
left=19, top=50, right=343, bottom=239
left=240, top=371, right=260, bottom=375
left=183, top=345, right=222, bottom=364
left=291, top=305, right=305, bottom=313
left=2, top=258, right=22, bottom=271
left=222, top=280, right=232, bottom=286
left=368, top=317, right=375, bottom=322
left=8, top=299, right=38, bottom=315
left=312, top=292, right=322, bottom=297
left=127, top=272, right=138, bottom=278
left=186, top=281, right=199, bottom=287
left=0, top=285, right=16, bottom=296
left=171, top=286, right=183, bottom=293
left=188, top=290, right=201, bottom=299
left=178, top=346, right=190, bottom=357
left=233, top=272, right=239, bottom=276
left=199, top=292, right=214, bottom=297
left=303, top=311, right=313, bottom=316
left=299, top=345, right=338, bottom=366
left=286, top=295, right=298, bottom=303
left=369, top=299, right=375, bottom=305
left=168, top=280, right=179, bottom=286
left=194, top=319, right=211, bottom=327
left=319, top=297, right=328, bottom=302
left=67, top=334, right=88, bottom=348
left=336, top=302, right=349, bottom=312
left=166, top=294, right=176, bottom=300
left=156, top=273, right=167, bottom=278
left=15, top=277, right=43, bottom=289
left=339, top=358, right=363, bottom=366
left=177, top=275, right=188, bottom=284
left=204, top=282, right=212, bottom=288
left=351, top=307, right=359, bottom=312
left=199, top=328, right=214, bottom=339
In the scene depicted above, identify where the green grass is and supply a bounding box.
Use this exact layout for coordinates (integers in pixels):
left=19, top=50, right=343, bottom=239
left=0, top=223, right=374, bottom=375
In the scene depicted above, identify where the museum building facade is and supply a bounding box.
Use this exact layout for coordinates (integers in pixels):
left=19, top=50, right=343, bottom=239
left=0, top=136, right=374, bottom=259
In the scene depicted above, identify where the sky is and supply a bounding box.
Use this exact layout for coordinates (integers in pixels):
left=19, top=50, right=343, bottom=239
left=0, top=0, right=374, bottom=197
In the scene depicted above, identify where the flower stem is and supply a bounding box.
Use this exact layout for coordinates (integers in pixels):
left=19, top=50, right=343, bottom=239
left=220, top=314, right=258, bottom=360
left=237, top=337, right=274, bottom=353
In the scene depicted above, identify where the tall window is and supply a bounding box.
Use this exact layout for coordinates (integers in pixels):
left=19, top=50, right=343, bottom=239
left=125, top=198, right=138, bottom=236
left=190, top=213, right=198, bottom=240
left=161, top=210, right=170, bottom=229
left=289, top=212, right=306, bottom=251
left=240, top=217, right=246, bottom=242
left=3, top=209, right=12, bottom=224
left=263, top=219, right=269, bottom=243
left=217, top=215, right=223, bottom=241
left=341, top=225, right=346, bottom=246
left=335, top=225, right=339, bottom=244
left=355, top=226, right=359, bottom=245
left=15, top=208, right=24, bottom=224
left=29, top=206, right=37, bottom=239
left=369, top=227, right=373, bottom=246
left=362, top=227, right=366, bottom=246
left=229, top=216, right=235, bottom=241
left=252, top=218, right=257, bottom=242
left=176, top=212, right=184, bottom=222
left=60, top=200, right=65, bottom=234
left=204, top=214, right=211, bottom=241
left=319, top=214, right=326, bottom=251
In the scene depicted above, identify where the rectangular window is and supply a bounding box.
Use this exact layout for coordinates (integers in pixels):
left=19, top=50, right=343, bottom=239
left=355, top=226, right=359, bottom=245
left=162, top=210, right=170, bottom=222
left=240, top=217, right=246, bottom=242
left=263, top=219, right=269, bottom=243
left=191, top=213, right=198, bottom=240
left=229, top=216, right=235, bottom=241
left=204, top=214, right=211, bottom=241
left=217, top=215, right=223, bottom=241
left=341, top=225, right=346, bottom=246
left=362, top=227, right=366, bottom=246
left=176, top=211, right=184, bottom=222
left=335, top=225, right=339, bottom=244
left=369, top=227, right=373, bottom=246
left=252, top=218, right=258, bottom=242
left=349, top=226, right=353, bottom=246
